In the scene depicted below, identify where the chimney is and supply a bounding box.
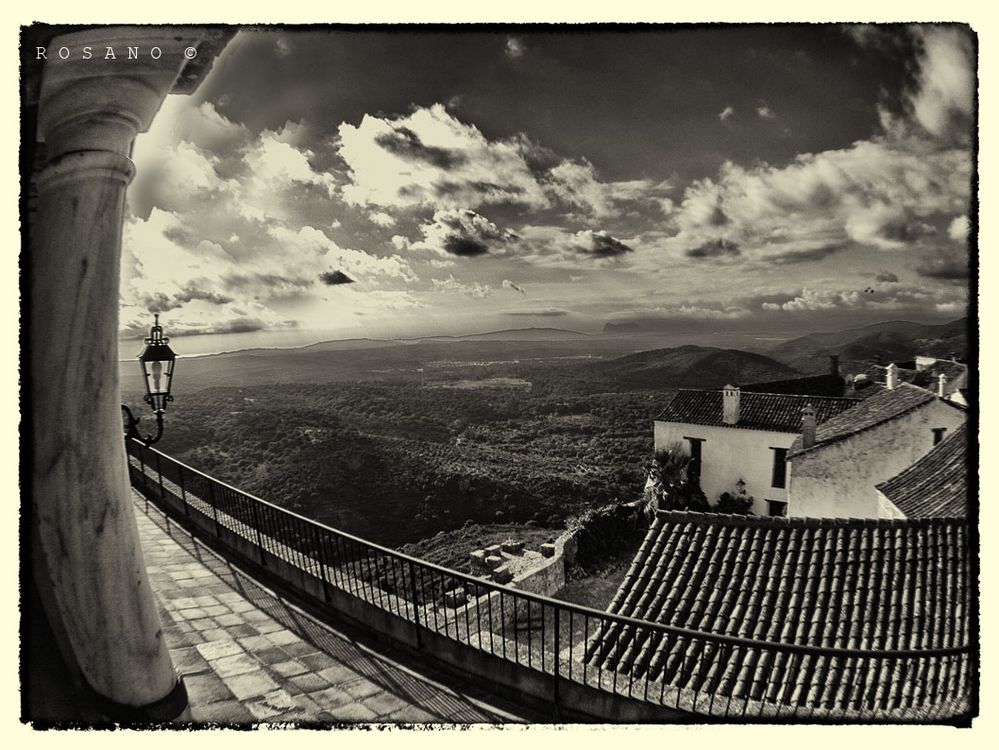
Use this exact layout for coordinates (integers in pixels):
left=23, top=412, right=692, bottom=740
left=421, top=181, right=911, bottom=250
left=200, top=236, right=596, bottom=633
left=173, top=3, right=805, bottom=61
left=722, top=384, right=741, bottom=425
left=829, top=355, right=840, bottom=378
left=938, top=373, right=948, bottom=398
left=885, top=363, right=898, bottom=390
left=801, top=404, right=816, bottom=449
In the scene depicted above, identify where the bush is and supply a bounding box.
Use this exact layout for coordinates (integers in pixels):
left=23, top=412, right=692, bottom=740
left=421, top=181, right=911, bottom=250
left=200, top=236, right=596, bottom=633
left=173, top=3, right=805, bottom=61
left=716, top=479, right=754, bottom=515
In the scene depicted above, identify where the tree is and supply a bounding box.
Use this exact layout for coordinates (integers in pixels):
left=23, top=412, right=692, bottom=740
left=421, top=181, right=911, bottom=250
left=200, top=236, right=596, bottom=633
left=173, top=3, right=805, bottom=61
left=645, top=443, right=710, bottom=513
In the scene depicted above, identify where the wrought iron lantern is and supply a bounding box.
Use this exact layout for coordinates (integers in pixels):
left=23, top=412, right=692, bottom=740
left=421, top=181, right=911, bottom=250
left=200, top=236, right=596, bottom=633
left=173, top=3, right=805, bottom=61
left=122, top=314, right=177, bottom=444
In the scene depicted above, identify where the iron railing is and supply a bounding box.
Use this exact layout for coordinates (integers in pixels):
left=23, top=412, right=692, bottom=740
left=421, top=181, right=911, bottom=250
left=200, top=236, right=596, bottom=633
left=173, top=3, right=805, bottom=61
left=126, top=438, right=971, bottom=722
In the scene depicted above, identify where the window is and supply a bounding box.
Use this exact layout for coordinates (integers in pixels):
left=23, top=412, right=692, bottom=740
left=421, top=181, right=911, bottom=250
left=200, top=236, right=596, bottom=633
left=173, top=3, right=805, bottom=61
left=684, top=437, right=704, bottom=485
left=767, top=500, right=788, bottom=517
left=932, top=427, right=947, bottom=445
left=770, top=447, right=788, bottom=488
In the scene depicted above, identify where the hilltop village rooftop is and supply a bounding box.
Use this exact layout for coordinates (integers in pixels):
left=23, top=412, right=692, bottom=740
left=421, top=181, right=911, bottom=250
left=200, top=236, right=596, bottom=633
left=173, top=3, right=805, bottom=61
left=35, top=439, right=975, bottom=723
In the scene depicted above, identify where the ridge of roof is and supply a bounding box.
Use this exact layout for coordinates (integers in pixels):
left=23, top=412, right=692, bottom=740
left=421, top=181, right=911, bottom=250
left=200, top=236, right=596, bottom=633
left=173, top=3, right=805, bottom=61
left=788, top=382, right=940, bottom=456
left=656, top=508, right=967, bottom=529
left=656, top=389, right=858, bottom=432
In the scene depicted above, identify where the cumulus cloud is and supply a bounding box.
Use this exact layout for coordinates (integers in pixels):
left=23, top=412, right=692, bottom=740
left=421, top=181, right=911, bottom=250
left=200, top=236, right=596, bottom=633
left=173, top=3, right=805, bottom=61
left=545, top=159, right=673, bottom=218
left=656, top=26, right=972, bottom=273
left=664, top=136, right=970, bottom=264
left=121, top=98, right=431, bottom=335
left=505, top=37, right=526, bottom=60
left=337, top=104, right=549, bottom=210
left=719, top=105, right=735, bottom=122
left=876, top=270, right=899, bottom=283
left=368, top=210, right=396, bottom=227
left=502, top=279, right=527, bottom=295
left=756, top=102, right=777, bottom=120
left=759, top=283, right=957, bottom=313
left=907, top=26, right=974, bottom=143
left=431, top=274, right=493, bottom=298
left=336, top=103, right=672, bottom=221
left=948, top=215, right=970, bottom=242
left=410, top=209, right=519, bottom=257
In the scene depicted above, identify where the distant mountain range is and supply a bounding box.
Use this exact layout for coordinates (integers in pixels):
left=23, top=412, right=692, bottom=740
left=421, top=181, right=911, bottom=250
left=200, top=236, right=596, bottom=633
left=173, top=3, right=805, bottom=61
left=767, top=317, right=968, bottom=373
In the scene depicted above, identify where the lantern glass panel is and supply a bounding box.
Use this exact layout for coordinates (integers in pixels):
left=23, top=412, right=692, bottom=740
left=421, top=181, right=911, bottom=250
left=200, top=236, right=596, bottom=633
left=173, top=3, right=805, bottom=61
left=142, top=358, right=175, bottom=411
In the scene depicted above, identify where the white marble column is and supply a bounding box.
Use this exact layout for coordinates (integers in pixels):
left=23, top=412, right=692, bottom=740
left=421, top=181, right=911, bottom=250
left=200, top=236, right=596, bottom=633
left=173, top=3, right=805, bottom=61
left=30, top=27, right=216, bottom=715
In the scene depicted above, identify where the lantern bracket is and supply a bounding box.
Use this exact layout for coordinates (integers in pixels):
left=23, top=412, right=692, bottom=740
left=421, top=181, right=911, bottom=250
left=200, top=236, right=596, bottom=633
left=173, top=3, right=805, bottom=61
left=122, top=403, right=165, bottom=446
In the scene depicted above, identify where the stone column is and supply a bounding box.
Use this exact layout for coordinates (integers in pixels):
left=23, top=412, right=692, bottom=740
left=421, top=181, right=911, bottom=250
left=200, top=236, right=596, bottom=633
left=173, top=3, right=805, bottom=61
left=29, top=27, right=217, bottom=717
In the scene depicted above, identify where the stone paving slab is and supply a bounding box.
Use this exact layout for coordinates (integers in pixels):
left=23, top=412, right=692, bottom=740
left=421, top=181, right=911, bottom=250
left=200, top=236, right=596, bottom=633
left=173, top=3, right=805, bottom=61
left=133, top=491, right=535, bottom=725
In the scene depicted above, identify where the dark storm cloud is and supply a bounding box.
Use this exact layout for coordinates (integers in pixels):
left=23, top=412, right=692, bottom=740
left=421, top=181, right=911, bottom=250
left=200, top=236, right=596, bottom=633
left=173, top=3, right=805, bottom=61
left=174, top=285, right=235, bottom=306
left=142, top=284, right=234, bottom=314
left=916, top=252, right=968, bottom=282
left=685, top=238, right=740, bottom=259
left=768, top=243, right=847, bottom=265
left=416, top=209, right=519, bottom=257
left=319, top=270, right=356, bottom=285
left=222, top=272, right=315, bottom=290
left=573, top=231, right=633, bottom=258
left=442, top=236, right=490, bottom=257
left=876, top=270, right=900, bottom=283
left=375, top=127, right=467, bottom=170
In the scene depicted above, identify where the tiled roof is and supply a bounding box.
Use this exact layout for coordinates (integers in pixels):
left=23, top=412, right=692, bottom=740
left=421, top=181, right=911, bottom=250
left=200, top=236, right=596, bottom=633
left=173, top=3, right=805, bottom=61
left=877, top=424, right=969, bottom=519
left=585, top=511, right=971, bottom=720
left=657, top=390, right=858, bottom=433
left=789, top=382, right=941, bottom=455
left=741, top=373, right=846, bottom=397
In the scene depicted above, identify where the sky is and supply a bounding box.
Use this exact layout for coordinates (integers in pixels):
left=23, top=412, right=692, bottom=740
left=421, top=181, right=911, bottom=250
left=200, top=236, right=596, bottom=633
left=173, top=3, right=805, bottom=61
left=120, top=24, right=975, bottom=343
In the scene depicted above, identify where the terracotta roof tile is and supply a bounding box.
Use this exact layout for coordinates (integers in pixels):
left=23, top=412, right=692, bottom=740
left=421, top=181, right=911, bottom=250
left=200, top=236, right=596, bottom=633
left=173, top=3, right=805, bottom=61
left=877, top=424, right=969, bottom=519
left=657, top=390, right=859, bottom=433
left=585, top=511, right=971, bottom=720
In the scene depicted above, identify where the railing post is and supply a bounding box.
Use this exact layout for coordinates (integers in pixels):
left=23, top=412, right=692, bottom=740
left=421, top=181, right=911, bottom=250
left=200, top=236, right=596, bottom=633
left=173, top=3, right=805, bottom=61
left=178, top=464, right=189, bottom=517
left=208, top=481, right=222, bottom=538
left=249, top=500, right=266, bottom=566
left=154, top=450, right=165, bottom=500
left=553, top=605, right=561, bottom=721
left=313, top=525, right=331, bottom=602
left=408, top=559, right=422, bottom=650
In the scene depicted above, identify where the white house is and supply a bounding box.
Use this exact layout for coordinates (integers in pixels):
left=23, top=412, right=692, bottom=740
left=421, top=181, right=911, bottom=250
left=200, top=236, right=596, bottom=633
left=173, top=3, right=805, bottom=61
left=787, top=369, right=967, bottom=519
left=876, top=423, right=968, bottom=519
left=654, top=386, right=859, bottom=517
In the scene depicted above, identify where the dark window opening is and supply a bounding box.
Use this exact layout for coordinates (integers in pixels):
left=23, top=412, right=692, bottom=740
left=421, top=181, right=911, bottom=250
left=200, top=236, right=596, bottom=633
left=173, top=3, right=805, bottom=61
left=770, top=447, right=788, bottom=489
left=932, top=427, right=947, bottom=445
left=684, top=437, right=704, bottom=485
left=767, top=500, right=788, bottom=517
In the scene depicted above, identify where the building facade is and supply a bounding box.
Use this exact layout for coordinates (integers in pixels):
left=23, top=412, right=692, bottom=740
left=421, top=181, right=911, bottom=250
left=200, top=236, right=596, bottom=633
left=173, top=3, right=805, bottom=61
left=788, top=381, right=967, bottom=519
left=654, top=387, right=858, bottom=517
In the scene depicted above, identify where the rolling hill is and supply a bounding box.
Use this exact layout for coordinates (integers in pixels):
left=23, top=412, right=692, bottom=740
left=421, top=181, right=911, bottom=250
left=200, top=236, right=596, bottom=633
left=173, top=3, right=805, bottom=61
left=578, top=345, right=800, bottom=390
left=768, top=318, right=968, bottom=372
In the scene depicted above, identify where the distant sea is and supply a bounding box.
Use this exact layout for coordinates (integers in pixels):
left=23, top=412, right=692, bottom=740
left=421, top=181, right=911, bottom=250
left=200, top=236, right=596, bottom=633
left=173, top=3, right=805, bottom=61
left=117, top=329, right=334, bottom=360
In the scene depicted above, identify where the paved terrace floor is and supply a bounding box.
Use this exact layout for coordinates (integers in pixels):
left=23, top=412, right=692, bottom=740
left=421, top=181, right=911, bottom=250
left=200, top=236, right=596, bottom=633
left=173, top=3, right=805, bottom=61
left=134, top=490, right=542, bottom=724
